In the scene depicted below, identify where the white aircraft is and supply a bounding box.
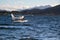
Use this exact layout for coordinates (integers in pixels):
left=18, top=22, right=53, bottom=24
left=11, top=13, right=28, bottom=22
left=11, top=13, right=24, bottom=20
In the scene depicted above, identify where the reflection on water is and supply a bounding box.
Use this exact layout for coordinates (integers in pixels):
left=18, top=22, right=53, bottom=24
left=0, top=15, right=60, bottom=40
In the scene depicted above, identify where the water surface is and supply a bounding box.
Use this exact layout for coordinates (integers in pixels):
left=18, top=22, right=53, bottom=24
left=0, top=15, right=60, bottom=40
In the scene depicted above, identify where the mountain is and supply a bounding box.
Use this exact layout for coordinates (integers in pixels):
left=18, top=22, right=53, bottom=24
left=43, top=5, right=60, bottom=15
left=0, top=4, right=60, bottom=16
left=17, top=5, right=60, bottom=15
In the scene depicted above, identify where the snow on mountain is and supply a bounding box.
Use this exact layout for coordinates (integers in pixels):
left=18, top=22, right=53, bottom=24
left=34, top=5, right=52, bottom=9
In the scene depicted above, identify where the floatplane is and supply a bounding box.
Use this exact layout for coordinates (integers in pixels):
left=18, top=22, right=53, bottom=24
left=11, top=13, right=28, bottom=22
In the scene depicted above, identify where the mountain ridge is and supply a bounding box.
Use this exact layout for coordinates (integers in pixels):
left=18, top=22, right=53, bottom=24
left=0, top=5, right=60, bottom=15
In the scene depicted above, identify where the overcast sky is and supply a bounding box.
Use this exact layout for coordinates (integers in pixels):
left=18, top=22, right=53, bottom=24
left=0, top=0, right=60, bottom=11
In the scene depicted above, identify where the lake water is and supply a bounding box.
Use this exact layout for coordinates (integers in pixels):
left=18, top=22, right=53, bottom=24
left=0, top=15, right=60, bottom=40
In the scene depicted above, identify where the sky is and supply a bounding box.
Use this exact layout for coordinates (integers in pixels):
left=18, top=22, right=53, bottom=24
left=0, top=0, right=60, bottom=11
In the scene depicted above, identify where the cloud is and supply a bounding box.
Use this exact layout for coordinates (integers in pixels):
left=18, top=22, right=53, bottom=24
left=0, top=4, right=31, bottom=11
